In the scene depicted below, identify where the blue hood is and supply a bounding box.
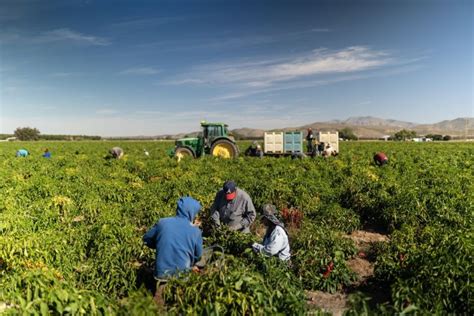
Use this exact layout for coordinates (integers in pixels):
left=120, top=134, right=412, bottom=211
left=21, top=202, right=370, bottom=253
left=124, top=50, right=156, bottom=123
left=176, top=197, right=201, bottom=222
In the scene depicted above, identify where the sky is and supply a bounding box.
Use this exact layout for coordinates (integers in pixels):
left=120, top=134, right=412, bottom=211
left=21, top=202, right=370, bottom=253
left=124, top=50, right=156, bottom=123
left=0, top=0, right=473, bottom=136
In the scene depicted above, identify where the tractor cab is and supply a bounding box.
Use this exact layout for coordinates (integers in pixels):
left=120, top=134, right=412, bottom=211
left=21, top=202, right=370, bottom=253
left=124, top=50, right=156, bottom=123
left=172, top=121, right=239, bottom=160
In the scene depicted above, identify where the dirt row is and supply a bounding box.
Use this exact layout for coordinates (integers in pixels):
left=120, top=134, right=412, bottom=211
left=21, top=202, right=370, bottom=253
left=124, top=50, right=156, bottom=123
left=307, top=230, right=389, bottom=316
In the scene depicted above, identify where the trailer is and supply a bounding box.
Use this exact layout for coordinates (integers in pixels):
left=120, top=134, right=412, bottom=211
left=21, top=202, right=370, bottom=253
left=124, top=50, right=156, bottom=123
left=317, top=131, right=339, bottom=153
left=263, top=130, right=339, bottom=157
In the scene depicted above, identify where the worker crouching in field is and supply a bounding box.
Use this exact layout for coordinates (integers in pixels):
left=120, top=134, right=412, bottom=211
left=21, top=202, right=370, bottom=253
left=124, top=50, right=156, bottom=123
left=244, top=141, right=264, bottom=158
left=322, top=143, right=337, bottom=157
left=374, top=152, right=388, bottom=166
left=42, top=148, right=51, bottom=158
left=16, top=149, right=29, bottom=157
left=108, top=147, right=124, bottom=159
left=210, top=180, right=256, bottom=233
left=252, top=204, right=291, bottom=262
left=143, top=197, right=203, bottom=305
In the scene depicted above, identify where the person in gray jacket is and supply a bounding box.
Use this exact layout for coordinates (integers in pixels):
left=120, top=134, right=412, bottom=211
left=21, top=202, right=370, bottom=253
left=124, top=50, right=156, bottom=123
left=210, top=180, right=256, bottom=233
left=109, top=147, right=124, bottom=159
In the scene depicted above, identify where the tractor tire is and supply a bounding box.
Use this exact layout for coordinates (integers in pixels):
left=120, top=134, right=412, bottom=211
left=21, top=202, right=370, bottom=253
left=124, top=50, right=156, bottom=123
left=210, top=139, right=239, bottom=159
left=175, top=147, right=194, bottom=162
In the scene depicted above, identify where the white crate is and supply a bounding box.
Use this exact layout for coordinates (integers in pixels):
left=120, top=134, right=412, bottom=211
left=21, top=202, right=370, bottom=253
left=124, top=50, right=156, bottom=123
left=317, top=132, right=339, bottom=153
left=264, top=132, right=284, bottom=153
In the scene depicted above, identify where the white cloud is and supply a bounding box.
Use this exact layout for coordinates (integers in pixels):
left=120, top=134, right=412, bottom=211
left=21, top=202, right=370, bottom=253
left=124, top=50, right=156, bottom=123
left=110, top=16, right=185, bottom=28
left=170, top=46, right=392, bottom=88
left=120, top=67, right=160, bottom=75
left=162, top=78, right=207, bottom=85
left=36, top=28, right=110, bottom=46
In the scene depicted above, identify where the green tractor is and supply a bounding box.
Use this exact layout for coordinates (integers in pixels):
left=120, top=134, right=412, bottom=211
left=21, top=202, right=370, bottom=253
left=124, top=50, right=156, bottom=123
left=171, top=121, right=239, bottom=161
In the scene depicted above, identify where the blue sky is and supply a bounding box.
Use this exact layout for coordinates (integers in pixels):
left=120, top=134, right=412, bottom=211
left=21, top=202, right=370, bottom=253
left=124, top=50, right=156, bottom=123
left=1, top=0, right=472, bottom=136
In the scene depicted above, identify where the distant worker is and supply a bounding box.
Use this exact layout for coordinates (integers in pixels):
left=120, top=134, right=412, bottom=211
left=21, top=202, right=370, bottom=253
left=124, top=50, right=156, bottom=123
left=317, top=142, right=325, bottom=156
left=16, top=149, right=29, bottom=157
left=144, top=149, right=150, bottom=156
left=374, top=152, right=388, bottom=166
left=210, top=180, right=256, bottom=233
left=306, top=128, right=314, bottom=154
left=109, top=147, right=124, bottom=159
left=42, top=148, right=51, bottom=158
left=323, top=144, right=336, bottom=157
left=244, top=141, right=264, bottom=158
left=252, top=204, right=291, bottom=262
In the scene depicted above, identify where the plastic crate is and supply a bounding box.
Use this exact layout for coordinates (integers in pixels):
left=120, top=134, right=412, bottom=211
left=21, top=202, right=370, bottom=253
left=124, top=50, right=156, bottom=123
left=284, top=131, right=303, bottom=153
left=264, top=132, right=284, bottom=153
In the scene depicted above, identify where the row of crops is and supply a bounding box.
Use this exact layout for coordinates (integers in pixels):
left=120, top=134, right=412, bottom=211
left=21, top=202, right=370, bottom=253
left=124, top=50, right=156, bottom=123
left=0, top=141, right=472, bottom=315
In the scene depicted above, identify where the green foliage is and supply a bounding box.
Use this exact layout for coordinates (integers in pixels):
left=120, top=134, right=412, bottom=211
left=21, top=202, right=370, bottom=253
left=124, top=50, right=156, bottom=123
left=392, top=129, right=417, bottom=141
left=425, top=134, right=443, bottom=141
left=164, top=255, right=306, bottom=315
left=13, top=127, right=41, bottom=141
left=0, top=141, right=472, bottom=314
left=338, top=127, right=358, bottom=140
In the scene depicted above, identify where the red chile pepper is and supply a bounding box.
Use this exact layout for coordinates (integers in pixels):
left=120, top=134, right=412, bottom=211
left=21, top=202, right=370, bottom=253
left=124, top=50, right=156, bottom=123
left=322, top=261, right=334, bottom=278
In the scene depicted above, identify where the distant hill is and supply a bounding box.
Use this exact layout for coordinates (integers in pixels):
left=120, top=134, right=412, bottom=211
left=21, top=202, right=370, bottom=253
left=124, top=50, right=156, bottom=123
left=152, top=117, right=474, bottom=140
left=235, top=117, right=474, bottom=140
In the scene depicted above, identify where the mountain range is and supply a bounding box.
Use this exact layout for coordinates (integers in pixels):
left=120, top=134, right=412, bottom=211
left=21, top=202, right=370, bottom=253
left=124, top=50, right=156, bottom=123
left=161, top=117, right=474, bottom=140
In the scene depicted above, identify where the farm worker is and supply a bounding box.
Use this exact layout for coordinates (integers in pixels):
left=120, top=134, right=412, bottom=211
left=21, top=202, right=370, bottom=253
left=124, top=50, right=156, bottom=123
left=374, top=152, right=388, bottom=166
left=244, top=141, right=264, bottom=158
left=317, top=142, right=325, bottom=156
left=143, top=197, right=203, bottom=279
left=323, top=144, right=336, bottom=157
left=16, top=149, right=29, bottom=157
left=252, top=204, right=291, bottom=262
left=109, top=147, right=124, bottom=159
left=210, top=180, right=256, bottom=233
left=42, top=148, right=51, bottom=158
left=144, top=149, right=150, bottom=156
left=306, top=128, right=314, bottom=153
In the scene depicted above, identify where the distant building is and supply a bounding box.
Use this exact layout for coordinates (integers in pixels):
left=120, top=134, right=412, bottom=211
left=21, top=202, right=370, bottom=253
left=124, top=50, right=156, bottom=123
left=413, top=137, right=432, bottom=142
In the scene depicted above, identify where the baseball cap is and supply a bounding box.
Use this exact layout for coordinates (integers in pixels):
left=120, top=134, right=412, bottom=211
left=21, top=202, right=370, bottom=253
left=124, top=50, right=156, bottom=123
left=223, top=180, right=237, bottom=200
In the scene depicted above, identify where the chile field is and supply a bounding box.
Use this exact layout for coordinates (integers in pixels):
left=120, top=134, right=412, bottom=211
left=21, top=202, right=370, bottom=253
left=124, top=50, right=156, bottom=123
left=0, top=141, right=472, bottom=315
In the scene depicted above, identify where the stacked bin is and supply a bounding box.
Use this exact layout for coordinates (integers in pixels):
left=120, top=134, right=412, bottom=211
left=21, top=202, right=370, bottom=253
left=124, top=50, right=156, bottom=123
left=317, top=131, right=339, bottom=153
left=284, top=131, right=303, bottom=153
left=264, top=132, right=284, bottom=154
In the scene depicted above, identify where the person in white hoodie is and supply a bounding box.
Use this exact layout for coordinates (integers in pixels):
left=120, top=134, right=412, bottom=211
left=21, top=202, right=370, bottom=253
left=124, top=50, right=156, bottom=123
left=252, top=204, right=291, bottom=262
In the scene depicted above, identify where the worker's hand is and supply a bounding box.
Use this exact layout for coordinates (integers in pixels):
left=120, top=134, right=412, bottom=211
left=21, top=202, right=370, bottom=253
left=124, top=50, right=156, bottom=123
left=193, top=218, right=202, bottom=227
left=191, top=266, right=201, bottom=274
left=252, top=243, right=262, bottom=253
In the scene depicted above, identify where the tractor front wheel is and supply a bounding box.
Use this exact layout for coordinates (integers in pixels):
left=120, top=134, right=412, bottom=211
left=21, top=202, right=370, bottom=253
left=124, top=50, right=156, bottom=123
left=175, top=147, right=194, bottom=162
left=210, top=140, right=239, bottom=159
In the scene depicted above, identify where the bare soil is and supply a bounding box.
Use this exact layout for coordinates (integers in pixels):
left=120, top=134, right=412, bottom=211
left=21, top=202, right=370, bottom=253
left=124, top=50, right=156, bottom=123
left=306, top=230, right=389, bottom=314
left=344, top=230, right=389, bottom=249
left=306, top=291, right=348, bottom=316
left=346, top=257, right=374, bottom=284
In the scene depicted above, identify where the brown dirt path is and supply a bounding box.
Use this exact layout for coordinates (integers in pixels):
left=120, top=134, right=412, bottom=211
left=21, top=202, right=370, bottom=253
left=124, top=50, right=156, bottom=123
left=306, top=230, right=389, bottom=315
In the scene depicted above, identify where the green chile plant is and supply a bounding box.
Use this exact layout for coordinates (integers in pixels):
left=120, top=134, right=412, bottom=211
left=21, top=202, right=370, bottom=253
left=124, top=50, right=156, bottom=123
left=163, top=254, right=306, bottom=315
left=0, top=141, right=473, bottom=314
left=290, top=221, right=358, bottom=293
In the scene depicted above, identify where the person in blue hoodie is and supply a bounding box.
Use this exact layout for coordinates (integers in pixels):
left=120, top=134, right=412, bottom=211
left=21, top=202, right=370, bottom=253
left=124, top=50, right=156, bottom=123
left=42, top=148, right=51, bottom=158
left=143, top=196, right=203, bottom=279
left=16, top=149, right=29, bottom=157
